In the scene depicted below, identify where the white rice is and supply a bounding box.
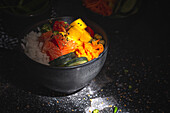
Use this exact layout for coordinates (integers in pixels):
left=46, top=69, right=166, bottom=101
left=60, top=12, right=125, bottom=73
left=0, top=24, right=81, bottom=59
left=21, top=31, right=50, bottom=65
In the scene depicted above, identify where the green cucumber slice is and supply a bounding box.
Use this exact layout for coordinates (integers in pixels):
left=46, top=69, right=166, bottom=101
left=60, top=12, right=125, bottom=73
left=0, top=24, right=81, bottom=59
left=65, top=57, right=88, bottom=67
left=120, top=0, right=137, bottom=13
left=113, top=0, right=123, bottom=13
left=49, top=52, right=77, bottom=66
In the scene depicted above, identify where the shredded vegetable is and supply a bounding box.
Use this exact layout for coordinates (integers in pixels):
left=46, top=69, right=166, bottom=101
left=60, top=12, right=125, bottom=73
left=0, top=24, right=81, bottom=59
left=83, top=0, right=115, bottom=16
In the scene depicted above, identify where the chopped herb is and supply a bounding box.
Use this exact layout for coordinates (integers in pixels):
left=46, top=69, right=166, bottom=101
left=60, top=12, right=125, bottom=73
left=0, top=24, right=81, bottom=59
left=93, top=109, right=99, bottom=113
left=53, top=31, right=59, bottom=35
left=113, top=106, right=118, bottom=113
left=129, top=85, right=132, bottom=89
left=124, top=69, right=129, bottom=73
left=65, top=25, right=68, bottom=28
left=41, top=24, right=52, bottom=33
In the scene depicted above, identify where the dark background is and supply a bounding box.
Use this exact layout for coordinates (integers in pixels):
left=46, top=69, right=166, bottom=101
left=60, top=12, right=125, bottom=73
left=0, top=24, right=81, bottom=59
left=0, top=0, right=169, bottom=113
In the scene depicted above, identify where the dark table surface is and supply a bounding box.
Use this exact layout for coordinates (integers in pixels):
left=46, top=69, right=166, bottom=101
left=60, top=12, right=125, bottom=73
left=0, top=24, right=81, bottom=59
left=0, top=0, right=169, bottom=113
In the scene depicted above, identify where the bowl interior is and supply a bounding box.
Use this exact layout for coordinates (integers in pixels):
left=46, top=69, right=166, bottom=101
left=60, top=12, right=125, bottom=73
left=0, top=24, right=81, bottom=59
left=20, top=16, right=109, bottom=69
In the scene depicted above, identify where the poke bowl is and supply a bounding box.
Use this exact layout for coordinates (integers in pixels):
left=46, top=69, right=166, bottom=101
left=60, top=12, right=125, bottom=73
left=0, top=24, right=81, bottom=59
left=16, top=16, right=108, bottom=94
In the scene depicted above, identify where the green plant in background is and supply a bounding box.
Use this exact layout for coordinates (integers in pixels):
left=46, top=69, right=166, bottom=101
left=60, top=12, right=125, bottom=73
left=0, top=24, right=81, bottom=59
left=0, top=0, right=50, bottom=16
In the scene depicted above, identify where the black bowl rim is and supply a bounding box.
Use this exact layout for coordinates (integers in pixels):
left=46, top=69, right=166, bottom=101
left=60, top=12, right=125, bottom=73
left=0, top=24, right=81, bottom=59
left=20, top=16, right=109, bottom=69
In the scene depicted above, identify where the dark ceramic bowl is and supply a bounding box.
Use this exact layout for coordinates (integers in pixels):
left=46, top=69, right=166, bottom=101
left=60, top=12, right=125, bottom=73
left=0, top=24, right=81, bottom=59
left=17, top=16, right=108, bottom=94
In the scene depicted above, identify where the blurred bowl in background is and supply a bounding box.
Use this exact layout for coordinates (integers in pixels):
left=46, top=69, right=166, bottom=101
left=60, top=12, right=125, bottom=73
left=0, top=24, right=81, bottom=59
left=1, top=0, right=52, bottom=36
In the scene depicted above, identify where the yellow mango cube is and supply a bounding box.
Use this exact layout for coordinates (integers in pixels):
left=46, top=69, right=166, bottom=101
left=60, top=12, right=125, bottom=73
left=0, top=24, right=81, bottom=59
left=80, top=30, right=92, bottom=43
left=67, top=26, right=82, bottom=40
left=70, top=18, right=87, bottom=30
